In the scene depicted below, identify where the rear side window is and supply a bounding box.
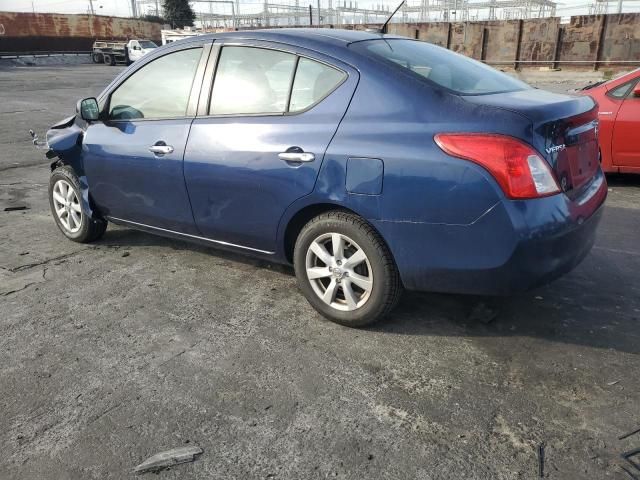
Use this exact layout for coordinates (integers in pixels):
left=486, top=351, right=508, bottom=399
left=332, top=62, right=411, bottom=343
left=607, top=80, right=636, bottom=99
left=289, top=58, right=346, bottom=112
left=109, top=47, right=202, bottom=120
left=210, top=47, right=297, bottom=115
left=209, top=46, right=346, bottom=115
left=350, top=39, right=529, bottom=96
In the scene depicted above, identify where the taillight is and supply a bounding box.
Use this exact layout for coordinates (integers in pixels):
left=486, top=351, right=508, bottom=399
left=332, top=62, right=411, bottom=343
left=434, top=133, right=560, bottom=199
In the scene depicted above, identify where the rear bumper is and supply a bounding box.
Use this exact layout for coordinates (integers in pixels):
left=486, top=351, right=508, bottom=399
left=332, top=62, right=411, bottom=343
left=374, top=168, right=607, bottom=295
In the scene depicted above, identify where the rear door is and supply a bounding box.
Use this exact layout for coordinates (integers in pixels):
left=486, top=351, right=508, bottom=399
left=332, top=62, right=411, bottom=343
left=611, top=80, right=640, bottom=168
left=184, top=42, right=358, bottom=253
left=83, top=43, right=210, bottom=234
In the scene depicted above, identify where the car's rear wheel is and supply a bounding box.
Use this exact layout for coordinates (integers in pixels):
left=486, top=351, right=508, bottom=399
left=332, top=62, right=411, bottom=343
left=294, top=211, right=402, bottom=327
left=49, top=166, right=107, bottom=243
left=92, top=52, right=103, bottom=63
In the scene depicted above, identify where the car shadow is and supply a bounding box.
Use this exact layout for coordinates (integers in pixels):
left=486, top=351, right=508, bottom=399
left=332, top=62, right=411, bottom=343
left=95, top=227, right=295, bottom=276
left=606, top=173, right=640, bottom=187
left=95, top=202, right=640, bottom=356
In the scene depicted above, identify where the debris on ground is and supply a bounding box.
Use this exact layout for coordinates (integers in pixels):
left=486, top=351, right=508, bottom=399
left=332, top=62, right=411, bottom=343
left=121, top=251, right=130, bottom=258
left=620, top=448, right=640, bottom=477
left=619, top=427, right=640, bottom=441
left=134, top=445, right=203, bottom=474
left=4, top=206, right=29, bottom=212
left=538, top=442, right=545, bottom=478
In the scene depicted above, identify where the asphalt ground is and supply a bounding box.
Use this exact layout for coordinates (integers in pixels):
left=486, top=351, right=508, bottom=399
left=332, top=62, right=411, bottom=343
left=1, top=63, right=640, bottom=479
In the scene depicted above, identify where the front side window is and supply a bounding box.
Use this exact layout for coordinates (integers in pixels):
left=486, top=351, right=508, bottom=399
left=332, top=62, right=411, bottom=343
left=289, top=58, right=346, bottom=112
left=350, top=39, right=529, bottom=96
left=210, top=47, right=297, bottom=115
left=109, top=47, right=202, bottom=120
left=139, top=40, right=158, bottom=49
left=608, top=79, right=637, bottom=99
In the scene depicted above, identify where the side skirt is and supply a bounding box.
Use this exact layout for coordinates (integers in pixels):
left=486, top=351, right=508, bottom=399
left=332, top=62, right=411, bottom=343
left=105, top=216, right=276, bottom=256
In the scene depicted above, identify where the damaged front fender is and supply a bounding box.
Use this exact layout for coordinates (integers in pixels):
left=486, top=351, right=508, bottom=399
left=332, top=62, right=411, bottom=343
left=46, top=115, right=82, bottom=160
left=46, top=116, right=97, bottom=220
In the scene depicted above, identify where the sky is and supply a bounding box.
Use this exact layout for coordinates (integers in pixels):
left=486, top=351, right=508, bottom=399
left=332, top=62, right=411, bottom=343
left=1, top=0, right=639, bottom=20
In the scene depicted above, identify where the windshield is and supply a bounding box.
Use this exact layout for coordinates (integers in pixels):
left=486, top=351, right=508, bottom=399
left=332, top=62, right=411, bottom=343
left=350, top=39, right=529, bottom=95
left=138, top=41, right=158, bottom=49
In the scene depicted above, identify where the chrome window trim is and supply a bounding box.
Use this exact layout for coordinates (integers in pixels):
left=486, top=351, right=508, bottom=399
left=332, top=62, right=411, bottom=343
left=104, top=45, right=209, bottom=123
left=201, top=43, right=348, bottom=119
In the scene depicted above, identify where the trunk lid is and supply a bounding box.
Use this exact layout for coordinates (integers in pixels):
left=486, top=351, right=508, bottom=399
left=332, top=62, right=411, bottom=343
left=464, top=89, right=599, bottom=194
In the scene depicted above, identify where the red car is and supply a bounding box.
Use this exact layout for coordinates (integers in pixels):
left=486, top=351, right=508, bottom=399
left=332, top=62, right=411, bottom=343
left=579, top=68, right=640, bottom=174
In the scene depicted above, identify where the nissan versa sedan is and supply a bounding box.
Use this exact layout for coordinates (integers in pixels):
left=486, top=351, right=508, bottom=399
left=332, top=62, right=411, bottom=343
left=45, top=29, right=607, bottom=327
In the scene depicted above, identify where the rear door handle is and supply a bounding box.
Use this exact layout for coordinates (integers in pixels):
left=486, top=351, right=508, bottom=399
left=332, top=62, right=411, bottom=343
left=278, top=151, right=315, bottom=163
left=598, top=111, right=613, bottom=116
left=149, top=142, right=174, bottom=155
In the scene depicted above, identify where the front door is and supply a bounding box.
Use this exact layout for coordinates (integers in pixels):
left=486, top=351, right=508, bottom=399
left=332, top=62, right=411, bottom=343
left=83, top=45, right=207, bottom=233
left=184, top=42, right=358, bottom=252
left=612, top=87, right=640, bottom=168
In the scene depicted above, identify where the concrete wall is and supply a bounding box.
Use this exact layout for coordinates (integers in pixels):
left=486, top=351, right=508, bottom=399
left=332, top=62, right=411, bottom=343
left=0, top=12, right=162, bottom=52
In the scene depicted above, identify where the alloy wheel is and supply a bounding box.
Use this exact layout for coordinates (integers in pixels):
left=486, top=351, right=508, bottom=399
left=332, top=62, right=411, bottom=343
left=52, top=179, right=82, bottom=233
left=305, top=232, right=373, bottom=311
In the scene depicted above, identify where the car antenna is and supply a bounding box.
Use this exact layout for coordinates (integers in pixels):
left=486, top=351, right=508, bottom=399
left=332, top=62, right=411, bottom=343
left=380, top=0, right=406, bottom=34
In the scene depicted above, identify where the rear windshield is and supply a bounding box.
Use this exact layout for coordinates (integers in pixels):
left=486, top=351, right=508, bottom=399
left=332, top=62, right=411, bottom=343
left=350, top=39, right=529, bottom=95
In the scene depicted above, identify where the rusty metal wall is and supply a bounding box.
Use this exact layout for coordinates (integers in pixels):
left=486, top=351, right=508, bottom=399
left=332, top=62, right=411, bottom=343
left=0, top=12, right=162, bottom=52
left=0, top=11, right=638, bottom=66
left=559, top=14, right=602, bottom=62
left=518, top=17, right=560, bottom=63
left=379, top=13, right=639, bottom=67
left=601, top=13, right=640, bottom=62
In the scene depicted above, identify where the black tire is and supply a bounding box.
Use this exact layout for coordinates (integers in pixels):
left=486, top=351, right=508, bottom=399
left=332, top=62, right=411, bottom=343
left=92, top=52, right=103, bottom=63
left=294, top=211, right=402, bottom=327
left=104, top=54, right=115, bottom=66
left=48, top=166, right=107, bottom=243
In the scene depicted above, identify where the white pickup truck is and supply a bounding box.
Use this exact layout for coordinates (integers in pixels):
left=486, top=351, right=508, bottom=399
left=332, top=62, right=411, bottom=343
left=92, top=39, right=158, bottom=66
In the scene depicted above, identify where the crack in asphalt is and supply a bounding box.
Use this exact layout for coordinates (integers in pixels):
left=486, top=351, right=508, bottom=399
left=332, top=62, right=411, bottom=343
left=1, top=281, right=40, bottom=297
left=0, top=182, right=46, bottom=187
left=7, top=250, right=88, bottom=273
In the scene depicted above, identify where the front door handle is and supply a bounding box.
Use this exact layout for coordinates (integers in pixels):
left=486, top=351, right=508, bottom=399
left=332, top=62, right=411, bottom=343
left=278, top=149, right=315, bottom=163
left=149, top=142, right=174, bottom=155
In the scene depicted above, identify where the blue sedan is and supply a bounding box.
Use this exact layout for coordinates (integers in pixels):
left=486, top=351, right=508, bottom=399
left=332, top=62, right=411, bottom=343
left=45, top=28, right=607, bottom=327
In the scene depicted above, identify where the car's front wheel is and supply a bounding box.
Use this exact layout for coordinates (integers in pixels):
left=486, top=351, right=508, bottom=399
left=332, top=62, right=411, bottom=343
left=49, top=166, right=107, bottom=243
left=294, top=211, right=402, bottom=327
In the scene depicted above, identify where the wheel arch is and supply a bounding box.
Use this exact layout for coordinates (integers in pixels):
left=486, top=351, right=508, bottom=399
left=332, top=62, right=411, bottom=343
left=50, top=161, right=103, bottom=222
left=282, top=202, right=398, bottom=272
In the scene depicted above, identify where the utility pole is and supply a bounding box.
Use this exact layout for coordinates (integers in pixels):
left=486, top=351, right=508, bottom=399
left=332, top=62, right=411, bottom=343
left=317, top=0, right=321, bottom=25
left=88, top=0, right=95, bottom=15
left=617, top=0, right=623, bottom=14
left=130, top=0, right=137, bottom=17
left=155, top=0, right=159, bottom=16
left=309, top=4, right=313, bottom=25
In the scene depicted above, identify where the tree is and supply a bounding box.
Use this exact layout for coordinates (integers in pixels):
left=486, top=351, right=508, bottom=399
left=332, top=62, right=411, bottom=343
left=162, top=0, right=196, bottom=28
left=140, top=14, right=166, bottom=24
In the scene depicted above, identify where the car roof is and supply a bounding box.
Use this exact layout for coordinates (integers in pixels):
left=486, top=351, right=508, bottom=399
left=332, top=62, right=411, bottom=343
left=210, top=28, right=388, bottom=43
left=189, top=28, right=402, bottom=56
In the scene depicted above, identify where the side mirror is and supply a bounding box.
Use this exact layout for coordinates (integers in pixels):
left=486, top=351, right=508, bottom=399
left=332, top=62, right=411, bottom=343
left=633, top=84, right=640, bottom=97
left=133, top=45, right=141, bottom=50
left=77, top=97, right=100, bottom=122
